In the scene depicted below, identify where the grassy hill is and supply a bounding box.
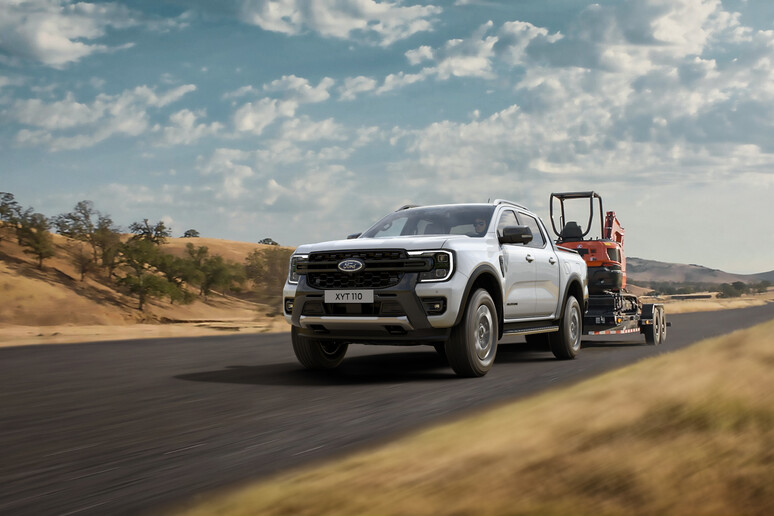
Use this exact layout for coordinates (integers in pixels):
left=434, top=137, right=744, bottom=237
left=628, top=257, right=774, bottom=284
left=0, top=232, right=291, bottom=331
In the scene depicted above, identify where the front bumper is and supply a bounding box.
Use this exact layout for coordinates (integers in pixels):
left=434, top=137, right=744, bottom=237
left=283, top=271, right=468, bottom=344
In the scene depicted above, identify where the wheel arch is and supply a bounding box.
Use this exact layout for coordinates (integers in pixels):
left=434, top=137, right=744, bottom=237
left=454, top=264, right=504, bottom=339
left=561, top=277, right=587, bottom=320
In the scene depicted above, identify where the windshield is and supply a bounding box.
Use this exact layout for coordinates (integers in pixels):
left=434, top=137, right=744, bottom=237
left=361, top=205, right=496, bottom=238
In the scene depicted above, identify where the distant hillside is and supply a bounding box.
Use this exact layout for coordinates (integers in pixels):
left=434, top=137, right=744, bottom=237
left=0, top=233, right=291, bottom=327
left=628, top=257, right=774, bottom=284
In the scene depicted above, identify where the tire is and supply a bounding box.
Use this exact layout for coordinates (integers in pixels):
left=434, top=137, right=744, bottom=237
left=549, top=296, right=582, bottom=360
left=644, top=306, right=662, bottom=345
left=291, top=326, right=348, bottom=370
left=659, top=307, right=667, bottom=344
left=433, top=343, right=448, bottom=361
left=446, top=289, right=499, bottom=377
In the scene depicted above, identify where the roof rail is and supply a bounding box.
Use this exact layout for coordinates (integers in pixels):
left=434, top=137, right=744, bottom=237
left=492, top=199, right=527, bottom=210
left=395, top=204, right=420, bottom=211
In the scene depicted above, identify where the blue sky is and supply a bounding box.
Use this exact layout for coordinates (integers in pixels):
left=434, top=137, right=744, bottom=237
left=2, top=0, right=773, bottom=274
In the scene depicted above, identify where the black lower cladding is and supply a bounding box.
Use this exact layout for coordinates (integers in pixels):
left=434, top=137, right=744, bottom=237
left=291, top=273, right=450, bottom=344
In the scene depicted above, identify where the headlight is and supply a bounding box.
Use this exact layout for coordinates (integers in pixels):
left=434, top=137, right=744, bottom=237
left=408, top=250, right=454, bottom=282
left=288, top=254, right=308, bottom=284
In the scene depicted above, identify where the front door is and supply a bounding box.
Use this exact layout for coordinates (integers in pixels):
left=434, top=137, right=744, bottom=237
left=498, top=209, right=536, bottom=319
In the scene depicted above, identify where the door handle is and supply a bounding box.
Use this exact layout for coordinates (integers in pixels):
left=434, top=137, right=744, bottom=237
left=549, top=257, right=557, bottom=265
left=526, top=254, right=534, bottom=263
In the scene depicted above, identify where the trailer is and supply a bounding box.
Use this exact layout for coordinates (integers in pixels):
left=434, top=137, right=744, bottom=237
left=549, top=191, right=669, bottom=345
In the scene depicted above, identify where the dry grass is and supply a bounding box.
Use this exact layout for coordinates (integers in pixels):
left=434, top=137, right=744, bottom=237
left=169, top=319, right=774, bottom=516
left=644, top=290, right=774, bottom=314
left=0, top=234, right=290, bottom=346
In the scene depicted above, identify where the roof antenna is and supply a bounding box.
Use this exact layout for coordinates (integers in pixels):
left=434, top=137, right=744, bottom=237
left=487, top=197, right=491, bottom=203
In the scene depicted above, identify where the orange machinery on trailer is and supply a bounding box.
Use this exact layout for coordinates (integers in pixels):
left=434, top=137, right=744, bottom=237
left=549, top=191, right=668, bottom=345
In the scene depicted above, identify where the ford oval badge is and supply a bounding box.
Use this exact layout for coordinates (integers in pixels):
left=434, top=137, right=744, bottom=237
left=338, top=258, right=365, bottom=273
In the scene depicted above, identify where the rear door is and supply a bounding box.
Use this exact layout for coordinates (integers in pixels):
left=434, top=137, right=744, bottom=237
left=498, top=209, right=537, bottom=319
left=518, top=212, right=561, bottom=318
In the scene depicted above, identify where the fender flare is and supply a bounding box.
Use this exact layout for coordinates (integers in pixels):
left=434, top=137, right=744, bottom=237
left=558, top=272, right=587, bottom=320
left=453, top=263, right=504, bottom=329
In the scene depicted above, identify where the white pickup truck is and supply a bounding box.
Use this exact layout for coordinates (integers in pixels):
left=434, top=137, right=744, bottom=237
left=283, top=200, right=588, bottom=377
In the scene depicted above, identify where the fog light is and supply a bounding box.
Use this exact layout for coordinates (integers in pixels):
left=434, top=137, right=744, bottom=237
left=284, top=298, right=295, bottom=314
left=421, top=297, right=447, bottom=315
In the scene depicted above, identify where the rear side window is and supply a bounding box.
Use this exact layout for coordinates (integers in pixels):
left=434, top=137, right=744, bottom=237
left=517, top=213, right=546, bottom=248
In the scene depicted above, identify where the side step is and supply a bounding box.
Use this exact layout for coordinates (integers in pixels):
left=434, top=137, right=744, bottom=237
left=502, top=324, right=559, bottom=336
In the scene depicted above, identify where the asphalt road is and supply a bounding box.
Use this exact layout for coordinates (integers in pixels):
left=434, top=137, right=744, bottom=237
left=2, top=303, right=773, bottom=515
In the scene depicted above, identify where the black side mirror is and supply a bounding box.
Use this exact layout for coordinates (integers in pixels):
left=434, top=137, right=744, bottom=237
left=499, top=225, right=533, bottom=245
left=347, top=232, right=362, bottom=240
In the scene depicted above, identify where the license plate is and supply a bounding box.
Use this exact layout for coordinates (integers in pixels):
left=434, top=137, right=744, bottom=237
left=324, top=290, right=374, bottom=303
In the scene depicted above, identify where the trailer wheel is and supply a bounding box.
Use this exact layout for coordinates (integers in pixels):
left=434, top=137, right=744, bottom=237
left=447, top=289, right=499, bottom=377
left=291, top=326, right=348, bottom=370
left=550, top=296, right=582, bottom=360
left=644, top=306, right=663, bottom=345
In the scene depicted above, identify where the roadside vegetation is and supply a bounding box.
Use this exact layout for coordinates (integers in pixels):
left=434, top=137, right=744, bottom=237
left=642, top=280, right=771, bottom=297
left=170, top=319, right=774, bottom=516
left=0, top=191, right=290, bottom=314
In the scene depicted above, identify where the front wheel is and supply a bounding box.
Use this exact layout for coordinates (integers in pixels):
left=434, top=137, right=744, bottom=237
left=291, top=326, right=348, bottom=370
left=447, top=289, right=499, bottom=377
left=549, top=296, right=582, bottom=360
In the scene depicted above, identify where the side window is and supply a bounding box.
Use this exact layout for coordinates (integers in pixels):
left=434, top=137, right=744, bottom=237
left=497, top=210, right=519, bottom=239
left=517, top=213, right=546, bottom=248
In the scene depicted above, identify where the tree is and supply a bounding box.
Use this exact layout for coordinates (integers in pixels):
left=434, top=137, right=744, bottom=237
left=129, top=219, right=171, bottom=244
left=93, top=219, right=122, bottom=278
left=245, top=246, right=294, bottom=302
left=154, top=252, right=197, bottom=304
left=182, top=229, right=200, bottom=238
left=17, top=211, right=55, bottom=268
left=199, top=255, right=245, bottom=299
left=0, top=192, right=20, bottom=242
left=118, top=239, right=178, bottom=311
left=185, top=243, right=209, bottom=268
left=54, top=201, right=121, bottom=278
left=69, top=242, right=95, bottom=281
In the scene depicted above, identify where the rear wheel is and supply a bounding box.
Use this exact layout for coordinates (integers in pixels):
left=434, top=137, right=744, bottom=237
left=291, top=326, right=348, bottom=370
left=549, top=296, right=582, bottom=360
left=447, top=289, right=499, bottom=377
left=644, top=306, right=663, bottom=345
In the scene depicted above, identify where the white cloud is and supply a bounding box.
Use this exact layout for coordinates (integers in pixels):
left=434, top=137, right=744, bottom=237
left=232, top=75, right=334, bottom=134
left=405, top=45, right=433, bottom=65
left=277, top=116, right=346, bottom=142
left=375, top=71, right=428, bottom=94
left=339, top=76, right=377, bottom=100
left=12, top=92, right=104, bottom=129
left=12, top=84, right=198, bottom=150
left=236, top=0, right=442, bottom=46
left=264, top=75, right=335, bottom=103
left=233, top=98, right=297, bottom=135
left=0, top=0, right=139, bottom=68
left=222, top=85, right=258, bottom=100
left=198, top=148, right=255, bottom=199
left=156, top=109, right=223, bottom=146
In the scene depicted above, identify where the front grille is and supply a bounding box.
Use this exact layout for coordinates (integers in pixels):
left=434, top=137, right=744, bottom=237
left=302, top=249, right=430, bottom=290
left=310, top=270, right=403, bottom=289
